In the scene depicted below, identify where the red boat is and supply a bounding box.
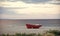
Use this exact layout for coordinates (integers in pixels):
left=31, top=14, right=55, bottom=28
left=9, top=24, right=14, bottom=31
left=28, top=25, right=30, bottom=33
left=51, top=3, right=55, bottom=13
left=26, top=24, right=42, bottom=29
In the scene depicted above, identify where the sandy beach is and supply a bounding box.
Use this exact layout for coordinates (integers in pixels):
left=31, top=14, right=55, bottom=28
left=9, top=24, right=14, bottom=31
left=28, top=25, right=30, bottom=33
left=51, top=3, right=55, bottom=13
left=0, top=25, right=60, bottom=34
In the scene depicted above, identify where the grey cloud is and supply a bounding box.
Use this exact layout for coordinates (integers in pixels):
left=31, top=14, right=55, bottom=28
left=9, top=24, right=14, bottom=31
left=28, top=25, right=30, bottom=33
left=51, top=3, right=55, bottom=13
left=48, top=0, right=60, bottom=5
left=49, top=3, right=60, bottom=5
left=0, top=7, right=28, bottom=15
left=0, top=0, right=51, bottom=3
left=18, top=0, right=60, bottom=5
left=0, top=0, right=4, bottom=1
left=0, top=0, right=60, bottom=5
left=0, top=7, right=16, bottom=15
left=50, top=0, right=60, bottom=5
left=16, top=0, right=60, bottom=5
left=4, top=7, right=27, bottom=9
left=20, top=0, right=51, bottom=3
left=52, top=0, right=60, bottom=1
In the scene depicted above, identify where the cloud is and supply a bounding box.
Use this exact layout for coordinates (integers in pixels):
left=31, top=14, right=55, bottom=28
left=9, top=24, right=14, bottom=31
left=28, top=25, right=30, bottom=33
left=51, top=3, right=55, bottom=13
left=0, top=0, right=60, bottom=5
left=0, top=2, right=28, bottom=7
left=19, top=0, right=51, bottom=3
left=0, top=13, right=60, bottom=19
left=0, top=1, right=60, bottom=19
left=0, top=7, right=28, bottom=15
left=0, top=7, right=16, bottom=15
left=0, top=0, right=51, bottom=2
left=47, top=0, right=60, bottom=5
left=0, top=5, right=60, bottom=19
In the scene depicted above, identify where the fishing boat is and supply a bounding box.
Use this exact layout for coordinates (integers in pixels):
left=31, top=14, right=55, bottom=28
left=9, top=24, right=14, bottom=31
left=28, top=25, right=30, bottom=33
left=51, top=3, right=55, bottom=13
left=26, top=24, right=42, bottom=29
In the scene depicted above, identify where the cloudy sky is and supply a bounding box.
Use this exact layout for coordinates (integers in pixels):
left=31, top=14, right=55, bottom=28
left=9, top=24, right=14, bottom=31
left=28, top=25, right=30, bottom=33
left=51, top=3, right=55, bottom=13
left=0, top=0, right=60, bottom=19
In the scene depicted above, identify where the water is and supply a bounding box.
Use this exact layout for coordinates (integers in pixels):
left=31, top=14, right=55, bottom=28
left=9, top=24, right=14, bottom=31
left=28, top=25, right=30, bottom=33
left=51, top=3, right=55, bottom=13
left=0, top=19, right=60, bottom=34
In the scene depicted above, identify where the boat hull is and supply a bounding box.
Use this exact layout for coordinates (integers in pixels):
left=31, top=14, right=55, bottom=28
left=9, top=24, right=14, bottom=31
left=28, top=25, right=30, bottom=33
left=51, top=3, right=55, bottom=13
left=26, top=24, right=42, bottom=29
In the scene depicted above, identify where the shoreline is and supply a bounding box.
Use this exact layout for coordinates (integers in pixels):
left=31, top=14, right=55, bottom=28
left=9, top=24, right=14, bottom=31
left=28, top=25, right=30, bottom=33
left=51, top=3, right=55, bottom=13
left=0, top=26, right=60, bottom=34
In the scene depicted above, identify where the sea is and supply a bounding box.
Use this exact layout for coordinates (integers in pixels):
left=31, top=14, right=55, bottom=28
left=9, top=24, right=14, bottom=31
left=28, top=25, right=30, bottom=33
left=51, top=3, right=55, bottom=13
left=0, top=19, right=60, bottom=34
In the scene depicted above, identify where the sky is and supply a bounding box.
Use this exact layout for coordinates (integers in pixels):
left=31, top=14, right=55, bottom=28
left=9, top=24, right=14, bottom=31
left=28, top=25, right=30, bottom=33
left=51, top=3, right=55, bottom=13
left=0, top=0, right=60, bottom=19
